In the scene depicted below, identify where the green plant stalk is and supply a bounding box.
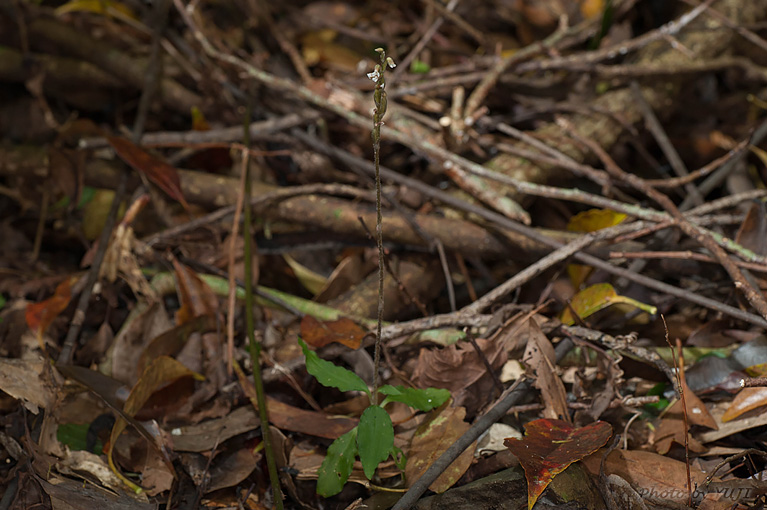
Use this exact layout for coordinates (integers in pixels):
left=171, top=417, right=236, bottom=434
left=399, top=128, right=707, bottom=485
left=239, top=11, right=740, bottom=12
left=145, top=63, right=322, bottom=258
left=242, top=106, right=283, bottom=509
left=370, top=48, right=395, bottom=405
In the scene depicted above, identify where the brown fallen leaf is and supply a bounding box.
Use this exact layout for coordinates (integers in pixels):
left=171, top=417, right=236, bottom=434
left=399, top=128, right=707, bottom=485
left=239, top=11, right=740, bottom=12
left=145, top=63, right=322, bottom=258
left=25, top=276, right=74, bottom=350
left=405, top=405, right=474, bottom=493
left=582, top=449, right=709, bottom=505
left=654, top=378, right=716, bottom=455
left=722, top=387, right=767, bottom=422
left=172, top=257, right=219, bottom=325
left=108, top=356, right=202, bottom=491
left=413, top=336, right=506, bottom=414
left=300, top=315, right=366, bottom=349
left=106, top=135, right=190, bottom=211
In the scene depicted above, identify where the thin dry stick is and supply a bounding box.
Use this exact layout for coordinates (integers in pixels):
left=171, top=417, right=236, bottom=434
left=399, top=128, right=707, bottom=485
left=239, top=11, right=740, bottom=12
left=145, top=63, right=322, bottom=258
left=609, top=250, right=767, bottom=273
left=741, top=377, right=767, bottom=387
left=682, top=0, right=767, bottom=53
left=143, top=183, right=373, bottom=247
left=513, top=0, right=713, bottom=74
left=80, top=112, right=317, bottom=149
left=645, top=138, right=749, bottom=188
left=462, top=220, right=655, bottom=315
left=422, top=0, right=484, bottom=44
left=679, top=118, right=767, bottom=211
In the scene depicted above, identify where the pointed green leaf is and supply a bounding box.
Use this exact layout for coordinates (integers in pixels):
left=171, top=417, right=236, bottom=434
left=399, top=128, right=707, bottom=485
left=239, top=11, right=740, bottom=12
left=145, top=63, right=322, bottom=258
left=379, top=385, right=451, bottom=411
left=357, top=406, right=393, bottom=479
left=317, top=427, right=358, bottom=497
left=298, top=338, right=370, bottom=395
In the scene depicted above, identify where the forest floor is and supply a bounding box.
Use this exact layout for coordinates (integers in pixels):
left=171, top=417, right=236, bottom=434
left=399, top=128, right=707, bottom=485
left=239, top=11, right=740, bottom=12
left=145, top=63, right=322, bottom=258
left=2, top=0, right=767, bottom=509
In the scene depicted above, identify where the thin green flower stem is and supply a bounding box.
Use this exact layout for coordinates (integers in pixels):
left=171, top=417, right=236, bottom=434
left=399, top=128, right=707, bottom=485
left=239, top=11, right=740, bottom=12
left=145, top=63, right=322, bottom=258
left=242, top=103, right=283, bottom=509
left=370, top=48, right=393, bottom=405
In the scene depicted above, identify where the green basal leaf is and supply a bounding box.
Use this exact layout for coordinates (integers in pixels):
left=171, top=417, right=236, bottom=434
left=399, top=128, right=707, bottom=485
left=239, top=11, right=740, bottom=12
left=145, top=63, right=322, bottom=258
left=379, top=385, right=450, bottom=411
left=317, top=427, right=358, bottom=497
left=357, top=406, right=393, bottom=480
left=298, top=338, right=370, bottom=396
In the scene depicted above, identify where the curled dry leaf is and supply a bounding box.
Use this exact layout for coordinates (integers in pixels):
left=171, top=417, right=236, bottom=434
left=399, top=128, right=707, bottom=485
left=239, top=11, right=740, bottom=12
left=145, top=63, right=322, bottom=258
left=171, top=258, right=219, bottom=325
left=107, top=356, right=203, bottom=491
left=522, top=317, right=569, bottom=421
left=413, top=337, right=506, bottom=414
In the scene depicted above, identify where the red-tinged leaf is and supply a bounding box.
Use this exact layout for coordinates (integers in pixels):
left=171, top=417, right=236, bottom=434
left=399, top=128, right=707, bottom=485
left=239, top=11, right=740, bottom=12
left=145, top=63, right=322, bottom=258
left=25, top=277, right=74, bottom=337
left=171, top=258, right=219, bottom=325
left=300, top=315, right=366, bottom=349
left=106, top=135, right=190, bottom=211
left=504, top=418, right=612, bottom=510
